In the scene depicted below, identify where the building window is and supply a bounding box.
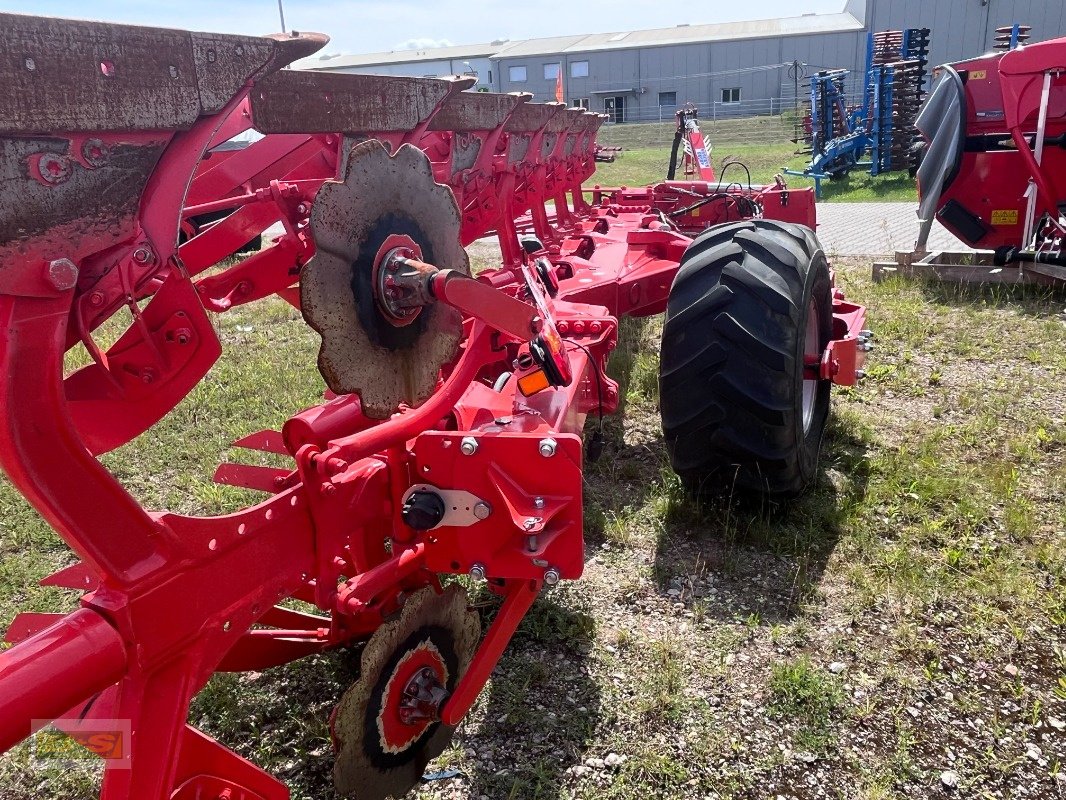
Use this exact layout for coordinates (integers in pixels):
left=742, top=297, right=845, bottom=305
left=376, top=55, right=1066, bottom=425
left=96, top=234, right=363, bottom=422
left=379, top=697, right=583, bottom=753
left=658, top=91, right=677, bottom=107
left=570, top=60, right=589, bottom=78
left=543, top=62, right=560, bottom=80
left=571, top=98, right=590, bottom=109
left=488, top=69, right=492, bottom=83
left=721, top=87, right=741, bottom=104
left=509, top=65, right=527, bottom=83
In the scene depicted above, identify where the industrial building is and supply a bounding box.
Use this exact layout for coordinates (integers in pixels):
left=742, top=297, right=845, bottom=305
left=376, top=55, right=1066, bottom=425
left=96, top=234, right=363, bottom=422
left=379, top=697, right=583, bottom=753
left=298, top=0, right=1066, bottom=122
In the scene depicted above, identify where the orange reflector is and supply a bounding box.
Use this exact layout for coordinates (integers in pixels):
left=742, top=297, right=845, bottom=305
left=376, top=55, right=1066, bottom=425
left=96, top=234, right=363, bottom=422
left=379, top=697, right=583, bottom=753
left=517, top=369, right=550, bottom=396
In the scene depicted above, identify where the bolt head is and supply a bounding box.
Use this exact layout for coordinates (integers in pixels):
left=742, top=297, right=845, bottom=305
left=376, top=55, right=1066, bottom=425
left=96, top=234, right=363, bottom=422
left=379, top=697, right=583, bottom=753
left=46, top=258, right=78, bottom=291
left=132, top=247, right=154, bottom=265
left=543, top=568, right=561, bottom=586
left=533, top=496, right=545, bottom=509
left=538, top=438, right=557, bottom=458
left=473, top=501, right=492, bottom=520
left=469, top=563, right=486, bottom=581
left=459, top=436, right=478, bottom=456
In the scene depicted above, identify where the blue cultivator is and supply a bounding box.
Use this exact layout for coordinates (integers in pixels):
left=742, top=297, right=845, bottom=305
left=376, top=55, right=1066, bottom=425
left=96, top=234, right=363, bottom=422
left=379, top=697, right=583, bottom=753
left=788, top=27, right=930, bottom=196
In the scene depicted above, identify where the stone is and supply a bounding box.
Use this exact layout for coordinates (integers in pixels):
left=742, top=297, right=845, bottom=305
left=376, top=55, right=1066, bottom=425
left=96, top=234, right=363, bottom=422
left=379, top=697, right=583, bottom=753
left=605, top=752, right=624, bottom=768
left=828, top=661, right=846, bottom=674
left=940, top=770, right=960, bottom=789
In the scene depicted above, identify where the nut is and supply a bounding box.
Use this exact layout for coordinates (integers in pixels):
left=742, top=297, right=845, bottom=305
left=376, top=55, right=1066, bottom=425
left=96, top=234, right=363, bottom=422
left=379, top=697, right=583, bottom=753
left=81, top=138, right=108, bottom=168
left=32, top=152, right=73, bottom=185
left=538, top=438, right=557, bottom=458
left=469, top=563, right=486, bottom=581
left=46, top=259, right=78, bottom=291
left=543, top=568, right=561, bottom=586
left=533, top=496, right=545, bottom=509
left=459, top=436, right=478, bottom=455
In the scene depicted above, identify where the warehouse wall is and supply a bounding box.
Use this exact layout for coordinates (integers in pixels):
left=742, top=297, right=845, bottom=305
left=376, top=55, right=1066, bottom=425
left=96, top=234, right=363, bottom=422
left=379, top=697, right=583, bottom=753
left=493, top=30, right=865, bottom=121
left=866, top=0, right=1066, bottom=67
left=317, top=0, right=1066, bottom=123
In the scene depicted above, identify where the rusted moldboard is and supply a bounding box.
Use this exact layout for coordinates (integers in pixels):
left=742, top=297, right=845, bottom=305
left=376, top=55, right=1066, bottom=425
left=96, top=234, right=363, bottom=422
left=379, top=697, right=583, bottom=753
left=0, top=14, right=325, bottom=133
left=505, top=102, right=564, bottom=134
left=253, top=72, right=468, bottom=134
left=428, top=91, right=526, bottom=132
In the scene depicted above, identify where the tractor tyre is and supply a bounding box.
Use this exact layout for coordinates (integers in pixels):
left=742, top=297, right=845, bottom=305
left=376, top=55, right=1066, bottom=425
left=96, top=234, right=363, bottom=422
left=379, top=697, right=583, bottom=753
left=658, top=219, right=833, bottom=500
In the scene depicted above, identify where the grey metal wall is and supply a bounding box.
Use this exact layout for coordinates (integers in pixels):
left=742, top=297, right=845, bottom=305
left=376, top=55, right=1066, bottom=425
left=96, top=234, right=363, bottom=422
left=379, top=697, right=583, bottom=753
left=866, top=0, right=1066, bottom=67
left=493, top=31, right=864, bottom=120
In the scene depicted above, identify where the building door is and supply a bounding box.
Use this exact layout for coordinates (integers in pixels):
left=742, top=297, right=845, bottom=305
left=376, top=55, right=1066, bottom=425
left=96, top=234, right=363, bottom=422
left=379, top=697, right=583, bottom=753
left=603, top=96, right=625, bottom=124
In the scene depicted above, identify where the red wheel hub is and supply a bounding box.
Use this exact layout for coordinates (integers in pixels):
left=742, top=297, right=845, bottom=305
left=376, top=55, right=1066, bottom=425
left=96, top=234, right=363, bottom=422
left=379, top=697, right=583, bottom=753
left=373, top=233, right=424, bottom=327
left=375, top=638, right=449, bottom=754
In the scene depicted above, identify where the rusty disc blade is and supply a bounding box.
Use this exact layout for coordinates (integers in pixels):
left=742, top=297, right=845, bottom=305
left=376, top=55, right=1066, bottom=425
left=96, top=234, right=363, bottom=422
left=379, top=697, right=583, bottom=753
left=301, top=138, right=470, bottom=418
left=331, top=585, right=480, bottom=800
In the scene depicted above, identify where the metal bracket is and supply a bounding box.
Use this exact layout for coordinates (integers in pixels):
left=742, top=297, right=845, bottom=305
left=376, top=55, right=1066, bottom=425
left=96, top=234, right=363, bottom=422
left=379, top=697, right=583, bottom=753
left=402, top=483, right=489, bottom=529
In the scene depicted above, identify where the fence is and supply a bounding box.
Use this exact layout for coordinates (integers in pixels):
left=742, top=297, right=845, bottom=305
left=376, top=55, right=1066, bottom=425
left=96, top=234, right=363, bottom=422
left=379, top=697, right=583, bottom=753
left=595, top=92, right=866, bottom=148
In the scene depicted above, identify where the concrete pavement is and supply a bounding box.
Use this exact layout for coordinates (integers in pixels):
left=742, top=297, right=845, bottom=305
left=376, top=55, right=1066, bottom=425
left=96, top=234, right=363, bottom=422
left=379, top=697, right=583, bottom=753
left=814, top=201, right=971, bottom=256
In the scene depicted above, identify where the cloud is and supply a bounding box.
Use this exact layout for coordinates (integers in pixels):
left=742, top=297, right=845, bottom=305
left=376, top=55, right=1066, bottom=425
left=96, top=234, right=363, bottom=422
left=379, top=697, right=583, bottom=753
left=395, top=36, right=454, bottom=50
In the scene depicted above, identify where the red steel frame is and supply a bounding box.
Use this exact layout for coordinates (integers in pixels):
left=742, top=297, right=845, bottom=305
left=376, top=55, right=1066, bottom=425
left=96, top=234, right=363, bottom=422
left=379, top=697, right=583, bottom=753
left=0, top=15, right=865, bottom=799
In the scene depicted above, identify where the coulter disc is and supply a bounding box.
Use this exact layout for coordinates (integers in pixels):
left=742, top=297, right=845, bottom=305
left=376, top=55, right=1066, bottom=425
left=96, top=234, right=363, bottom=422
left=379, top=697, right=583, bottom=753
left=302, top=139, right=470, bottom=418
left=331, top=585, right=480, bottom=799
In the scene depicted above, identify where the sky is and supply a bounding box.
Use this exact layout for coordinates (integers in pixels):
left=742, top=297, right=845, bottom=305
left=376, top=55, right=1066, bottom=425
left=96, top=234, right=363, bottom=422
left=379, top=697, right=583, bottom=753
left=4, top=0, right=846, bottom=55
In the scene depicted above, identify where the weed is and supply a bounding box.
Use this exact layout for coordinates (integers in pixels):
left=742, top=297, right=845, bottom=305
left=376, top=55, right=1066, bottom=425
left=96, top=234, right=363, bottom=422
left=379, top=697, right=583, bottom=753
left=768, top=656, right=844, bottom=752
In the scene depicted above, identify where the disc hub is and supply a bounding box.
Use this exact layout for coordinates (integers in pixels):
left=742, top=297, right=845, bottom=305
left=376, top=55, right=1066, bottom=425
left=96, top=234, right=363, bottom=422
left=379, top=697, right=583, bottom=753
left=376, top=639, right=448, bottom=753
left=373, top=234, right=424, bottom=326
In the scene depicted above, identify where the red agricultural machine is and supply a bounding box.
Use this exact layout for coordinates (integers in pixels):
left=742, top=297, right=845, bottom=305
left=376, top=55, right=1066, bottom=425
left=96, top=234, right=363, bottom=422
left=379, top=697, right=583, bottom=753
left=875, top=28, right=1066, bottom=283
left=0, top=14, right=866, bottom=800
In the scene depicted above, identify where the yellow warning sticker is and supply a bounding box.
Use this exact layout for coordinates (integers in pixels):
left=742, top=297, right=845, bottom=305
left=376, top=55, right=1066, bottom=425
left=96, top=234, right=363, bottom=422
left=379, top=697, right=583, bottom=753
left=991, top=209, right=1019, bottom=225
left=970, top=70, right=987, bottom=80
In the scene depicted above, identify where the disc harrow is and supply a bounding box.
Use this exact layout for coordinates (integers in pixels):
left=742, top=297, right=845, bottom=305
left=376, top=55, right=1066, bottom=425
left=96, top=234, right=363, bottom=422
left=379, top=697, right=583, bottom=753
left=0, top=13, right=867, bottom=800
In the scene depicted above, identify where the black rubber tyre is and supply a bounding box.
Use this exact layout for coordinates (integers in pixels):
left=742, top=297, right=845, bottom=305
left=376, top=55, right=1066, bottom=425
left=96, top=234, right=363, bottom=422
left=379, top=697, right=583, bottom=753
left=659, top=219, right=833, bottom=500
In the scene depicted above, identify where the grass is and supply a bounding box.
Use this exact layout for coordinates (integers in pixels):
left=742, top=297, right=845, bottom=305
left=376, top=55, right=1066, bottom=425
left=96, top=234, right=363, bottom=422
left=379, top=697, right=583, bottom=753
left=592, top=117, right=918, bottom=202
left=767, top=657, right=844, bottom=753
left=1, top=260, right=1065, bottom=799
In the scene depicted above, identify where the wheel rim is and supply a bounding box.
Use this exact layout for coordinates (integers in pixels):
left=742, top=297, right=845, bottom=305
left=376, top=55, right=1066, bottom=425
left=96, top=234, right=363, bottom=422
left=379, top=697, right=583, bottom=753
left=801, top=298, right=820, bottom=434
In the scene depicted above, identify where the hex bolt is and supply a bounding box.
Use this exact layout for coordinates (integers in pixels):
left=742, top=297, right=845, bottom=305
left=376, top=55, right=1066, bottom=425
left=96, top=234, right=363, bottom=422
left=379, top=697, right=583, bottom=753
left=538, top=437, right=557, bottom=458
left=132, top=246, right=154, bottom=265
left=469, top=563, right=486, bottom=581
left=533, top=496, right=545, bottom=509
left=543, top=568, right=561, bottom=586
left=473, top=501, right=492, bottom=520
left=46, top=258, right=78, bottom=292
left=459, top=436, right=478, bottom=456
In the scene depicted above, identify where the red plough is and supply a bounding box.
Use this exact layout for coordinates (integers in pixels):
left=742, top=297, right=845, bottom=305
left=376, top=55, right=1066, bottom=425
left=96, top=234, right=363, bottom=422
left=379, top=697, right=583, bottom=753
left=0, top=15, right=867, bottom=800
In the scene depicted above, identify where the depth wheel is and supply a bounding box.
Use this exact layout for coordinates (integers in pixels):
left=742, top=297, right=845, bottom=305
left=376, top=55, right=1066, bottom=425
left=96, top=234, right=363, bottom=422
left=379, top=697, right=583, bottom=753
left=658, top=219, right=833, bottom=500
